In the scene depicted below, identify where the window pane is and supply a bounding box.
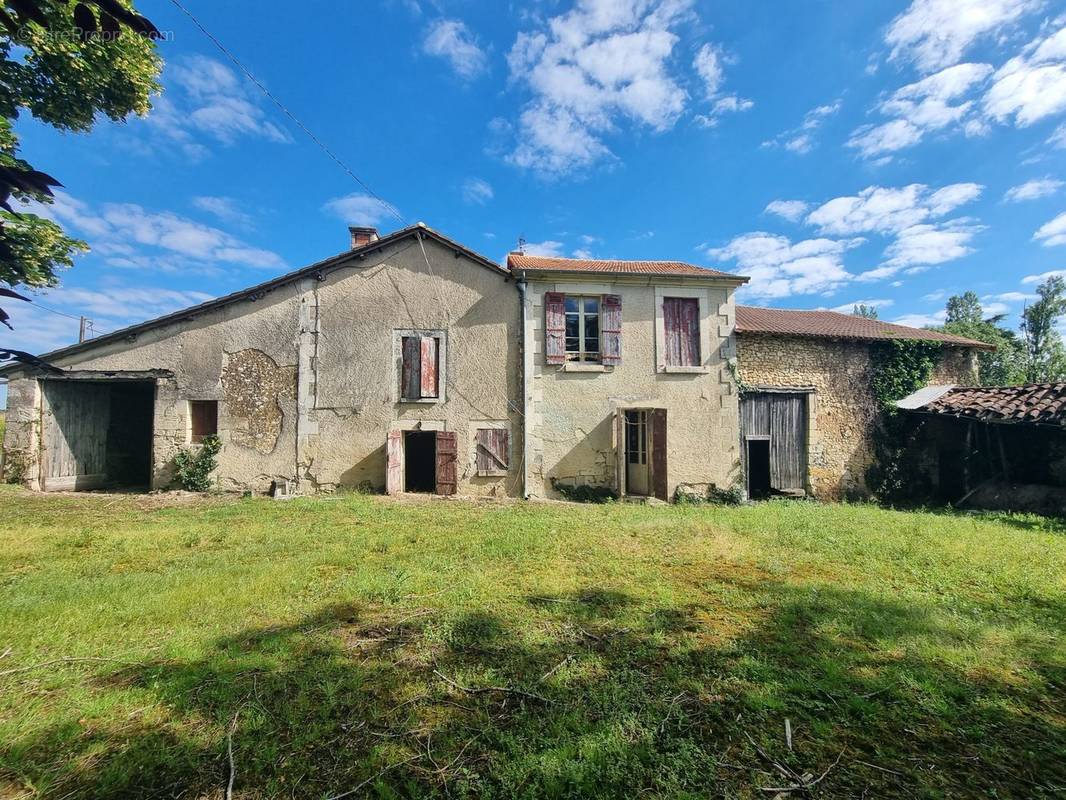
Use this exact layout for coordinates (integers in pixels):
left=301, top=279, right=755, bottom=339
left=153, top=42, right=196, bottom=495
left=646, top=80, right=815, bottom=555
left=565, top=337, right=580, bottom=353
left=585, top=336, right=600, bottom=353
left=584, top=313, right=598, bottom=339
left=583, top=297, right=599, bottom=314
left=565, top=314, right=579, bottom=339
left=564, top=297, right=579, bottom=313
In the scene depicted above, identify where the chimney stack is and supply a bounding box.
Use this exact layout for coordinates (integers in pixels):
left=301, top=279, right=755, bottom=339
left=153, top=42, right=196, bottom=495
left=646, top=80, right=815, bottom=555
left=349, top=226, right=379, bottom=249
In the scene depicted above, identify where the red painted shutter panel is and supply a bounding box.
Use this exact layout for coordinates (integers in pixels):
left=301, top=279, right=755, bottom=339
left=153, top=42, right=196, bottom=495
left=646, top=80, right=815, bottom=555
left=402, top=336, right=421, bottom=399
left=420, top=336, right=438, bottom=398
left=663, top=298, right=680, bottom=366
left=386, top=430, right=402, bottom=494
left=650, top=408, right=668, bottom=501
left=601, top=294, right=622, bottom=365
left=435, top=430, right=458, bottom=495
left=680, top=298, right=700, bottom=366
left=544, top=292, right=566, bottom=365
left=476, top=428, right=509, bottom=475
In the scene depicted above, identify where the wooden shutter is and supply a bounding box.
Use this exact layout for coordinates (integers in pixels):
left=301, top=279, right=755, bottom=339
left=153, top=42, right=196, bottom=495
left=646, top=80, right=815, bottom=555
left=435, top=430, right=457, bottom=495
left=401, top=336, right=421, bottom=400
left=544, top=292, right=566, bottom=365
left=386, top=430, right=403, bottom=494
left=601, top=294, right=622, bottom=365
left=663, top=298, right=700, bottom=367
left=475, top=428, right=509, bottom=476
left=663, top=298, right=680, bottom=366
left=419, top=336, right=438, bottom=398
left=190, top=400, right=218, bottom=443
left=650, top=408, right=668, bottom=501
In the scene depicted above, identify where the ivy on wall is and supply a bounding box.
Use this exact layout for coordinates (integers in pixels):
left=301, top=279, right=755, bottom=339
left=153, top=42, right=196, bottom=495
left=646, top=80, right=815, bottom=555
left=867, top=339, right=943, bottom=504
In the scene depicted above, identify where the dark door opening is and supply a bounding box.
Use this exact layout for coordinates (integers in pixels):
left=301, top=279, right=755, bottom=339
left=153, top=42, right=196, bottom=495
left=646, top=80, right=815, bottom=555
left=404, top=430, right=437, bottom=493
left=746, top=438, right=771, bottom=500
left=41, top=379, right=155, bottom=491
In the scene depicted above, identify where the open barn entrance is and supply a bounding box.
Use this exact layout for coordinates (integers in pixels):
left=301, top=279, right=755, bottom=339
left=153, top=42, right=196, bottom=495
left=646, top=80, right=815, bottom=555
left=40, top=379, right=155, bottom=491
left=403, top=431, right=437, bottom=493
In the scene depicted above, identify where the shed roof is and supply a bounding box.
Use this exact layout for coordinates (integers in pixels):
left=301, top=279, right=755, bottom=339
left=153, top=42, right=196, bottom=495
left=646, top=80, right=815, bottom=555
left=507, top=253, right=745, bottom=281
left=736, top=305, right=992, bottom=349
left=901, top=383, right=1066, bottom=427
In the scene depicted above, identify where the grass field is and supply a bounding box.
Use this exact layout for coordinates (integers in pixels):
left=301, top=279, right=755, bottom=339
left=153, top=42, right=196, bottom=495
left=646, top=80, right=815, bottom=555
left=0, top=487, right=1063, bottom=799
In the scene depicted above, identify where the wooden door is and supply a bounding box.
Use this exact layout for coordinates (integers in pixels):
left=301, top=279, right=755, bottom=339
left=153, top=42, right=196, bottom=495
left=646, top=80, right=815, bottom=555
left=41, top=381, right=111, bottom=491
left=386, top=430, right=402, bottom=494
left=650, top=408, right=668, bottom=501
left=739, top=392, right=808, bottom=494
left=435, top=430, right=457, bottom=495
left=624, top=410, right=650, bottom=496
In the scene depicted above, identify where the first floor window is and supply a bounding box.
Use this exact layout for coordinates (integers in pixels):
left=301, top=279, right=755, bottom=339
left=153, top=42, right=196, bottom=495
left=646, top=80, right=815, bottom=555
left=401, top=335, right=440, bottom=400
left=663, top=297, right=700, bottom=366
left=565, top=296, right=601, bottom=362
left=189, top=400, right=218, bottom=443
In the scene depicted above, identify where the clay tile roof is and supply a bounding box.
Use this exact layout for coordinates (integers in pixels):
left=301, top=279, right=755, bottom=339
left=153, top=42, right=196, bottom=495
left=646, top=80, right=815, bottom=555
left=919, top=383, right=1066, bottom=426
left=507, top=253, right=744, bottom=280
left=735, top=305, right=993, bottom=349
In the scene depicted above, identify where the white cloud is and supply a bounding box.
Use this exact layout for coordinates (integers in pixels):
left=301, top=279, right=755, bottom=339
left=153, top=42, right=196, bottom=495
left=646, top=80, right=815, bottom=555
left=922, top=289, right=947, bottom=301
left=986, top=290, right=1037, bottom=302
left=1049, top=122, right=1066, bottom=147
left=881, top=219, right=984, bottom=268
left=27, top=190, right=286, bottom=272
left=764, top=199, right=809, bottom=222
left=322, top=193, right=400, bottom=227
left=764, top=100, right=842, bottom=154
left=806, top=183, right=982, bottom=236
left=461, top=177, right=494, bottom=205
left=144, top=56, right=290, bottom=158
left=1033, top=211, right=1066, bottom=246
left=504, top=1, right=745, bottom=175
left=423, top=19, right=488, bottom=80
left=885, top=0, right=1040, bottom=73
left=826, top=299, right=894, bottom=313
left=192, top=196, right=254, bottom=226
left=706, top=233, right=862, bottom=298
left=984, top=24, right=1066, bottom=127
left=572, top=247, right=594, bottom=258
left=1004, top=177, right=1064, bottom=202
left=892, top=311, right=947, bottom=328
left=522, top=240, right=565, bottom=257
left=1022, top=268, right=1066, bottom=283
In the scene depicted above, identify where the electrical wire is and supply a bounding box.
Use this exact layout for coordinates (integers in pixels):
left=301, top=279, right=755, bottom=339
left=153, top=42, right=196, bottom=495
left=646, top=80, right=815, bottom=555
left=167, top=0, right=406, bottom=226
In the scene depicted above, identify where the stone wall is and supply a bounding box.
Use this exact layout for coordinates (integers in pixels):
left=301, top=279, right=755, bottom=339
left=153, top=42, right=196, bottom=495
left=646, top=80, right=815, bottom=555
left=736, top=334, right=978, bottom=500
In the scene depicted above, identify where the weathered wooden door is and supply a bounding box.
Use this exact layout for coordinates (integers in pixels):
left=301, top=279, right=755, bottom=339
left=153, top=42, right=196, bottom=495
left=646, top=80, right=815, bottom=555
left=386, top=430, right=402, bottom=494
left=624, top=410, right=650, bottom=496
left=650, top=408, right=668, bottom=501
left=740, top=392, right=808, bottom=494
left=435, top=430, right=457, bottom=495
left=40, top=381, right=111, bottom=491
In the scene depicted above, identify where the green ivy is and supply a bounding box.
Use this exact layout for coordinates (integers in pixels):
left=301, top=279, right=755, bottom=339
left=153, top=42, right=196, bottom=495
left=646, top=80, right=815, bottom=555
left=870, top=339, right=944, bottom=409
left=173, top=435, right=222, bottom=492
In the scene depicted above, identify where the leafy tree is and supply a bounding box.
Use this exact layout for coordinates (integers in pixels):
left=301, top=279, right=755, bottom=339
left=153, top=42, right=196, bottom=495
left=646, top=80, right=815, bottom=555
left=1020, top=275, right=1066, bottom=383
left=938, top=292, right=1026, bottom=386
left=0, top=0, right=161, bottom=344
left=852, top=303, right=879, bottom=319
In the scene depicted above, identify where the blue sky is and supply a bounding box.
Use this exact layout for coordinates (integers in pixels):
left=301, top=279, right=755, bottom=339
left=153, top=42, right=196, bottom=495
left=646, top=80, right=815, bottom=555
left=5, top=0, right=1066, bottom=406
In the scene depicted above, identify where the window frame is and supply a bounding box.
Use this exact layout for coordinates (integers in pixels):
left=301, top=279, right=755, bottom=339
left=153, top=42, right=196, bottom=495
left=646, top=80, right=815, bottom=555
left=393, top=328, right=447, bottom=404
left=188, top=399, right=219, bottom=444
left=564, top=295, right=602, bottom=363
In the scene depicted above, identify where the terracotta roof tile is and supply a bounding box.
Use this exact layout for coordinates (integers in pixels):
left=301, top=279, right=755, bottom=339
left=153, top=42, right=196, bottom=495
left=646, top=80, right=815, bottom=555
left=736, top=305, right=993, bottom=349
left=507, top=253, right=743, bottom=280
left=920, top=383, right=1066, bottom=426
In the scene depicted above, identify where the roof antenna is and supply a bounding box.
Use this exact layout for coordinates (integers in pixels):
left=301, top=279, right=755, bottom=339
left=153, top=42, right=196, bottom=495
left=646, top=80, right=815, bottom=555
left=516, top=235, right=526, bottom=255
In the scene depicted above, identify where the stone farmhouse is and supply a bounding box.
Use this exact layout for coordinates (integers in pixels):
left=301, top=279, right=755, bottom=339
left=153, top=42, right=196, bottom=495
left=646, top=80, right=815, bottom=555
left=0, top=223, right=987, bottom=501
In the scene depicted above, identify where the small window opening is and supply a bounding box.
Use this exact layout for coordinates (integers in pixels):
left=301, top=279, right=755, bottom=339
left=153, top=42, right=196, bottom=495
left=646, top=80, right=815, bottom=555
left=190, top=400, right=218, bottom=443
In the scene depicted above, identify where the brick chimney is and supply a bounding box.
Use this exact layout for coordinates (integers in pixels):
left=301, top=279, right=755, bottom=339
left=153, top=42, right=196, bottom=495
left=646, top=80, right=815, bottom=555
left=349, top=226, right=379, bottom=249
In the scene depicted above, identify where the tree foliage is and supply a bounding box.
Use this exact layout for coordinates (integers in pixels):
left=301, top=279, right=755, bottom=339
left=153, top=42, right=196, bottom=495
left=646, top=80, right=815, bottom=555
left=938, top=291, right=1026, bottom=386
left=1020, top=276, right=1066, bottom=383
left=0, top=0, right=160, bottom=331
left=852, top=303, right=879, bottom=319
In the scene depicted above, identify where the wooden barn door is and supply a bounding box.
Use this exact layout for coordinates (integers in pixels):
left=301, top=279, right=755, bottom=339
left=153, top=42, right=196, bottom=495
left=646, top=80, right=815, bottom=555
left=40, top=381, right=111, bottom=491
left=435, top=431, right=457, bottom=495
left=739, top=392, right=808, bottom=496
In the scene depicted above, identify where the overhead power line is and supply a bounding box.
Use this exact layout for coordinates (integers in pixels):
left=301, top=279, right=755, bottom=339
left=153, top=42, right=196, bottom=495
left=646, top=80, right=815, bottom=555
left=167, top=0, right=406, bottom=226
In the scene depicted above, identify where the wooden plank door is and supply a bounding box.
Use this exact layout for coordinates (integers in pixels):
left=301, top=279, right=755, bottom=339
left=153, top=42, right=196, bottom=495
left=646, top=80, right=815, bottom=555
left=41, top=381, right=111, bottom=491
left=768, top=393, right=807, bottom=491
left=435, top=430, right=457, bottom=495
left=650, top=408, right=668, bottom=501
left=386, top=430, right=402, bottom=494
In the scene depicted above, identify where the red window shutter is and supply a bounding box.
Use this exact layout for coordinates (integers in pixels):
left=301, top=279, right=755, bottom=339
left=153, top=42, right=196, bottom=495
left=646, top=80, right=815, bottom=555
left=663, top=298, right=681, bottom=366
left=476, top=428, right=509, bottom=476
left=544, top=292, right=566, bottom=365
left=601, top=294, right=622, bottom=365
left=420, top=336, right=438, bottom=398
left=401, top=336, right=421, bottom=399
left=386, top=430, right=402, bottom=494
left=680, top=298, right=700, bottom=366
left=650, top=408, right=668, bottom=501
left=435, top=430, right=458, bottom=495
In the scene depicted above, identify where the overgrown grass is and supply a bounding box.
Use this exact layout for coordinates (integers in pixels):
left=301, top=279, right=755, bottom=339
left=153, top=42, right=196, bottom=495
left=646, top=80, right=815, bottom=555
left=0, top=487, right=1062, bottom=798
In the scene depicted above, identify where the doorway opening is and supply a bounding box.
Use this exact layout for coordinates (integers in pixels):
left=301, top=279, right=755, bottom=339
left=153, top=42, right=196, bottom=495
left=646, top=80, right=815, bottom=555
left=624, top=409, right=649, bottom=496
left=40, top=379, right=155, bottom=491
left=403, top=430, right=437, bottom=493
left=746, top=437, right=771, bottom=500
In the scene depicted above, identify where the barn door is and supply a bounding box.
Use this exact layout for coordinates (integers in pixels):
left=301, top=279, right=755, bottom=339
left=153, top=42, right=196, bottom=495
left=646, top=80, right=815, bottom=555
left=768, top=393, right=807, bottom=491
left=649, top=408, right=668, bottom=501
left=386, top=430, right=402, bottom=494
left=435, top=430, right=457, bottom=495
left=41, top=381, right=111, bottom=491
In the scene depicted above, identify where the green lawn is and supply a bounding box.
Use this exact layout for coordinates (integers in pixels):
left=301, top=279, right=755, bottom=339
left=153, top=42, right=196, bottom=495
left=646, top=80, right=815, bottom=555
left=0, top=488, right=1063, bottom=799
